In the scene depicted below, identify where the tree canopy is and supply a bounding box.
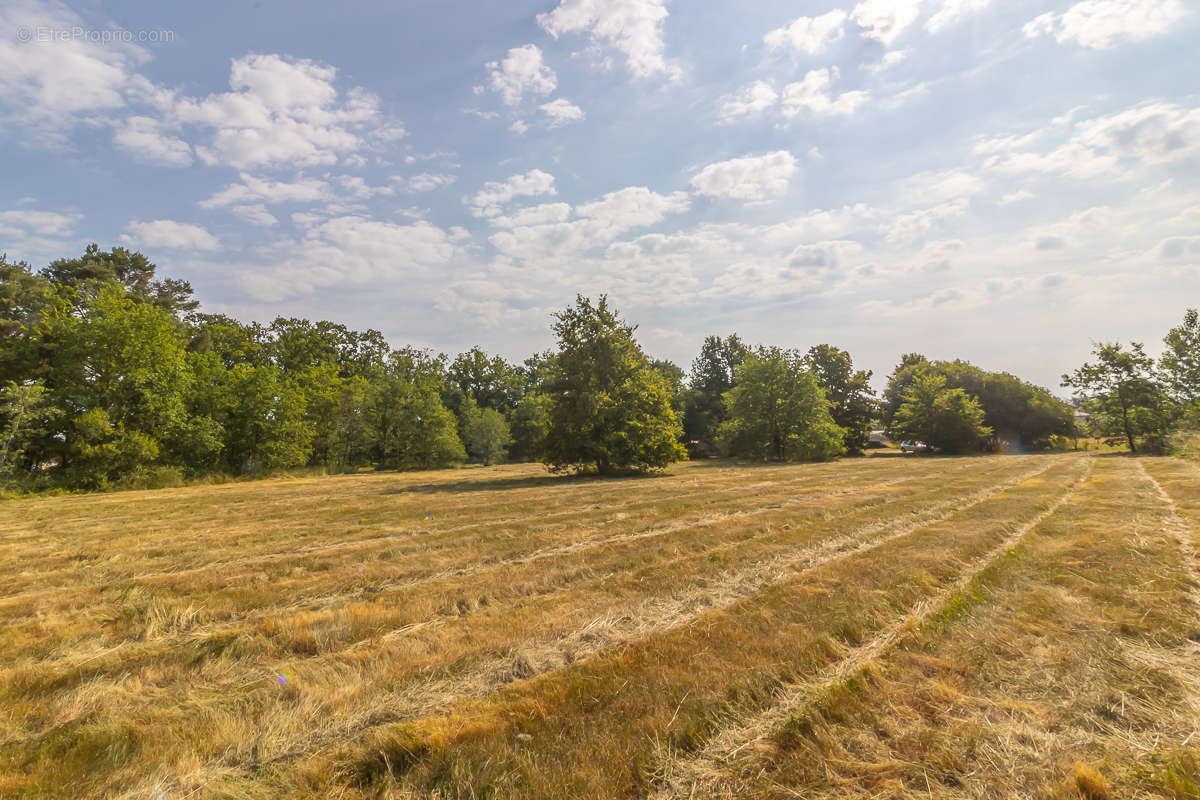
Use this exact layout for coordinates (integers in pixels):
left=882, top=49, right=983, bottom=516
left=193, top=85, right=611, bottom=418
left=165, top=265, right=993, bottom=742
left=541, top=295, right=686, bottom=474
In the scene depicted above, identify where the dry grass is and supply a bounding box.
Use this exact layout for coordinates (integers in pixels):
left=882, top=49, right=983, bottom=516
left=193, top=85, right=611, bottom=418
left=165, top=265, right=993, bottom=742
left=1, top=453, right=1197, bottom=799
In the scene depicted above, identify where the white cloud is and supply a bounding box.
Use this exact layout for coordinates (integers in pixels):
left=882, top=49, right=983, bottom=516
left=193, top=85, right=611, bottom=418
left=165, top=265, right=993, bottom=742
left=981, top=102, right=1200, bottom=179
left=161, top=54, right=390, bottom=170
left=576, top=186, right=690, bottom=230
left=509, top=119, right=530, bottom=135
left=486, top=44, right=557, bottom=105
left=488, top=186, right=690, bottom=263
left=1023, top=0, right=1188, bottom=49
left=780, top=68, right=870, bottom=117
left=537, top=0, right=681, bottom=80
left=112, top=116, right=193, bottom=166
left=490, top=202, right=573, bottom=229
left=1024, top=205, right=1117, bottom=251
left=999, top=190, right=1035, bottom=205
left=926, top=0, right=993, bottom=34
left=123, top=219, right=220, bottom=251
left=238, top=216, right=460, bottom=300
left=869, top=49, right=910, bottom=72
left=396, top=173, right=458, bottom=193
left=199, top=173, right=332, bottom=208
left=230, top=204, right=279, bottom=227
left=539, top=98, right=586, bottom=127
left=718, top=81, right=778, bottom=124
left=901, top=169, right=986, bottom=203
left=0, top=208, right=79, bottom=238
left=466, top=169, right=557, bottom=217
left=690, top=151, right=798, bottom=204
left=763, top=10, right=848, bottom=55
left=850, top=0, right=923, bottom=46
left=884, top=199, right=970, bottom=245
left=1158, top=236, right=1200, bottom=259
left=0, top=0, right=146, bottom=130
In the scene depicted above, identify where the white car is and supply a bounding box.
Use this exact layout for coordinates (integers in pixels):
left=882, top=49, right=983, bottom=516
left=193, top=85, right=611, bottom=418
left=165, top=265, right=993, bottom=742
left=900, top=440, right=931, bottom=453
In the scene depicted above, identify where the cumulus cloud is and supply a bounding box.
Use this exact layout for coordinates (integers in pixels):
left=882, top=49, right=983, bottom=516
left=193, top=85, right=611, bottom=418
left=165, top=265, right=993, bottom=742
left=884, top=199, right=970, bottom=245
left=0, top=0, right=146, bottom=130
left=718, top=81, right=778, bottom=124
left=539, top=98, right=586, bottom=127
left=1025, top=205, right=1116, bottom=251
left=466, top=169, right=557, bottom=217
left=926, top=0, right=993, bottom=34
left=850, top=0, right=923, bottom=46
left=490, top=202, right=573, bottom=229
left=1023, top=0, right=1188, bottom=49
left=396, top=173, right=458, bottom=193
left=238, top=216, right=460, bottom=300
left=690, top=151, right=798, bottom=204
left=199, top=174, right=332, bottom=208
left=999, top=189, right=1035, bottom=205
left=122, top=219, right=220, bottom=250
left=537, top=0, right=681, bottom=80
left=0, top=208, right=79, bottom=238
left=230, top=204, right=279, bottom=227
left=763, top=10, right=848, bottom=55
left=112, top=116, right=193, bottom=166
left=780, top=68, right=870, bottom=117
left=486, top=44, right=557, bottom=105
left=488, top=186, right=690, bottom=263
left=979, top=102, right=1200, bottom=179
left=900, top=169, right=986, bottom=203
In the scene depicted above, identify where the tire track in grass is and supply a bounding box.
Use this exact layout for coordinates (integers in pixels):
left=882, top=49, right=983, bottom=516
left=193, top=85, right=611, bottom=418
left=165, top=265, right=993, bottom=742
left=226, top=457, right=1073, bottom=778
left=6, top=461, right=979, bottom=664
left=648, top=456, right=1093, bottom=800
left=0, top=460, right=945, bottom=609
left=1137, top=460, right=1200, bottom=615
left=6, top=460, right=1009, bottom=703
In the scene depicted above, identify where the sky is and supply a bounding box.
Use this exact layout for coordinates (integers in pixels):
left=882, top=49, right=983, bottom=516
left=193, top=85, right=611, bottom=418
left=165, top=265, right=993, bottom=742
left=1, top=0, right=1198, bottom=392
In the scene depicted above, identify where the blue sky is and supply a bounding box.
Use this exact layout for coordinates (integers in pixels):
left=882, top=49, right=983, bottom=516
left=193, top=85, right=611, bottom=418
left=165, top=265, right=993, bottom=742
left=1, top=0, right=1198, bottom=391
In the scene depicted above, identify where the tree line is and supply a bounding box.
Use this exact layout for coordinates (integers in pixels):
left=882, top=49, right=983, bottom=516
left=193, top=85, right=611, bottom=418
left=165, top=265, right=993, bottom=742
left=0, top=245, right=1186, bottom=492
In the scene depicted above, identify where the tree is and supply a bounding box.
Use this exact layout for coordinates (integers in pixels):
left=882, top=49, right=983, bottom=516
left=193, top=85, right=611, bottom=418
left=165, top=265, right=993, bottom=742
left=1162, top=309, right=1200, bottom=410
left=508, top=393, right=550, bottom=462
left=542, top=296, right=686, bottom=474
left=42, top=244, right=197, bottom=317
left=462, top=398, right=511, bottom=465
left=719, top=347, right=845, bottom=462
left=1063, top=342, right=1168, bottom=453
left=0, top=381, right=53, bottom=474
left=889, top=373, right=992, bottom=453
left=449, top=347, right=525, bottom=413
left=650, top=359, right=686, bottom=417
left=803, top=344, right=876, bottom=453
left=683, top=334, right=749, bottom=453
left=881, top=353, right=931, bottom=424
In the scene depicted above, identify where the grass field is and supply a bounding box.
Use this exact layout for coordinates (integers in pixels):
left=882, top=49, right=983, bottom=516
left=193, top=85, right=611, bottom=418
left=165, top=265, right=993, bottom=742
left=1, top=453, right=1198, bottom=799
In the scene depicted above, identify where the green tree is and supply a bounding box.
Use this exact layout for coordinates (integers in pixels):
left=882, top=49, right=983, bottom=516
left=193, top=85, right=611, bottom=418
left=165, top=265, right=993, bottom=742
left=1162, top=308, right=1200, bottom=412
left=508, top=392, right=550, bottom=461
left=803, top=344, right=876, bottom=453
left=542, top=295, right=686, bottom=474
left=462, top=398, right=511, bottom=465
left=449, top=347, right=525, bottom=413
left=370, top=349, right=465, bottom=470
left=42, top=244, right=198, bottom=317
left=890, top=373, right=992, bottom=453
left=683, top=334, right=749, bottom=453
left=0, top=381, right=53, bottom=475
left=1062, top=342, right=1168, bottom=453
left=719, top=347, right=845, bottom=462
